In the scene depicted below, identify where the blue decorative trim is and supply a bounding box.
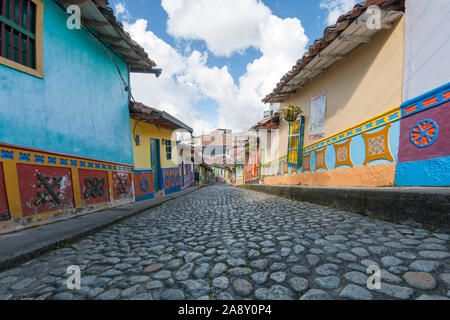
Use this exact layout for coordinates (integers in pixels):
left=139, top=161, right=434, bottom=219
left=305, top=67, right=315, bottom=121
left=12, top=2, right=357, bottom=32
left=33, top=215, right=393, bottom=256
left=34, top=155, right=44, bottom=163
left=70, top=160, right=78, bottom=167
left=80, top=161, right=86, bottom=168
left=1, top=150, right=14, bottom=160
left=88, top=162, right=94, bottom=168
left=401, top=82, right=450, bottom=118
left=19, top=153, right=30, bottom=162
left=48, top=156, right=57, bottom=164
left=376, top=118, right=386, bottom=125
left=165, top=185, right=181, bottom=195
left=60, top=159, right=68, bottom=166
left=136, top=192, right=155, bottom=201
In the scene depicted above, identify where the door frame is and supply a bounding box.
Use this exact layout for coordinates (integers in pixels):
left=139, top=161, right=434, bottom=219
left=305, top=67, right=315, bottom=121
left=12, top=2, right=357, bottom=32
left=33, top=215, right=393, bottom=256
left=150, top=138, right=161, bottom=191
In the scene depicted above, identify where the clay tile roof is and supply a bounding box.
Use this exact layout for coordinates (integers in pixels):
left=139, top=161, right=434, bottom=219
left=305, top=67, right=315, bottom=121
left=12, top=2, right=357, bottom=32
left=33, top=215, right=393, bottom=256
left=130, top=101, right=193, bottom=133
left=262, top=0, right=405, bottom=104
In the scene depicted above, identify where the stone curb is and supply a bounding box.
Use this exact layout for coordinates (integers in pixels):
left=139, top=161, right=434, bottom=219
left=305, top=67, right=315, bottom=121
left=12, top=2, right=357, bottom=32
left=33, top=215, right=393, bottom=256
left=0, top=184, right=209, bottom=272
left=238, top=184, right=450, bottom=233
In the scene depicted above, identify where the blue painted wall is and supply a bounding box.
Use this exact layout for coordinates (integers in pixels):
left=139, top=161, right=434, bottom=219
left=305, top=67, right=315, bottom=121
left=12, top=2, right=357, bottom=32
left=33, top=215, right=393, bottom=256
left=0, top=0, right=133, bottom=165
left=395, top=155, right=450, bottom=186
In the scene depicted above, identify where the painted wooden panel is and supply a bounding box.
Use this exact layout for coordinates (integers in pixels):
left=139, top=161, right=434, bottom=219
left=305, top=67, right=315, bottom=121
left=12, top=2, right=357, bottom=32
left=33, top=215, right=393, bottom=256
left=0, top=162, right=10, bottom=221
left=112, top=172, right=132, bottom=200
left=399, top=101, right=449, bottom=163
left=134, top=170, right=154, bottom=201
left=16, top=163, right=74, bottom=216
left=78, top=169, right=110, bottom=206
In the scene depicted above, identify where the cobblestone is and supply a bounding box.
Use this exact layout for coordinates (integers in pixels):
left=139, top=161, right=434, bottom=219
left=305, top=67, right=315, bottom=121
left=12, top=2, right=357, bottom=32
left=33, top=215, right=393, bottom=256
left=0, top=185, right=448, bottom=300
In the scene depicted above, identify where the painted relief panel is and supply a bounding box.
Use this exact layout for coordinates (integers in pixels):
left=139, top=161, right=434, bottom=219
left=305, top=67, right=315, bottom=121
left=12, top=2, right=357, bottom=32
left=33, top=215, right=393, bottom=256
left=112, top=172, right=132, bottom=200
left=134, top=170, right=155, bottom=201
left=302, top=154, right=311, bottom=172
left=399, top=101, right=449, bottom=163
left=362, top=124, right=394, bottom=165
left=0, top=162, right=10, bottom=221
left=314, top=147, right=328, bottom=171
left=78, top=169, right=110, bottom=206
left=334, top=139, right=353, bottom=169
left=17, top=164, right=74, bottom=216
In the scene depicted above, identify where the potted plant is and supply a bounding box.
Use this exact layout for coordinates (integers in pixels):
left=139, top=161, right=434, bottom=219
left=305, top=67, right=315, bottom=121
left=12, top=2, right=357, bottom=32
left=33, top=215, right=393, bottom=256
left=280, top=104, right=302, bottom=122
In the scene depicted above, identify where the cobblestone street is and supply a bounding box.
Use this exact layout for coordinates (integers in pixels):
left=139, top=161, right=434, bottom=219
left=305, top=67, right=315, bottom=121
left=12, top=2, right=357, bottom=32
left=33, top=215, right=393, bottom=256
left=1, top=184, right=449, bottom=300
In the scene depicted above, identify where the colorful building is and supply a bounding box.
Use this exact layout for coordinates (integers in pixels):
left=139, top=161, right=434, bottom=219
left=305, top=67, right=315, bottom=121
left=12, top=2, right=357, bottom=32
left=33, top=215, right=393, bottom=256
left=258, top=0, right=449, bottom=187
left=130, top=102, right=193, bottom=199
left=0, top=0, right=159, bottom=233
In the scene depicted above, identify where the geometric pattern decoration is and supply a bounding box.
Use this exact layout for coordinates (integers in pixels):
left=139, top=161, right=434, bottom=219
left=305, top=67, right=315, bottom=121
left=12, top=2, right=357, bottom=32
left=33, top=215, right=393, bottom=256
left=78, top=169, right=110, bottom=206
left=16, top=164, right=75, bottom=217
left=362, top=123, right=394, bottom=165
left=314, top=147, right=328, bottom=171
left=304, top=106, right=401, bottom=154
left=401, top=83, right=450, bottom=118
left=333, top=138, right=353, bottom=169
left=302, top=153, right=311, bottom=172
left=162, top=167, right=181, bottom=195
left=410, top=119, right=439, bottom=148
left=112, top=172, right=132, bottom=200
left=283, top=161, right=289, bottom=175
left=134, top=169, right=155, bottom=201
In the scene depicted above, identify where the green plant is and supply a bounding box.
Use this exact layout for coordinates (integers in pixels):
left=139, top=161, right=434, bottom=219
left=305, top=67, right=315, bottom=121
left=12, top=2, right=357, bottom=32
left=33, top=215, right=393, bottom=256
left=280, top=104, right=303, bottom=122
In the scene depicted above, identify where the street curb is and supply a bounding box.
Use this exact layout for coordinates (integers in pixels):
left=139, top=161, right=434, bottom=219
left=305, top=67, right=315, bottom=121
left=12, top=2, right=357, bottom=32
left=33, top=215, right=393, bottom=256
left=0, top=184, right=209, bottom=272
left=239, top=184, right=450, bottom=233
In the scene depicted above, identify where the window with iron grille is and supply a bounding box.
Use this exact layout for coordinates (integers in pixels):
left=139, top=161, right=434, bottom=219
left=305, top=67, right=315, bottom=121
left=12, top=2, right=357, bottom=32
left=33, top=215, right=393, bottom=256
left=0, top=0, right=43, bottom=77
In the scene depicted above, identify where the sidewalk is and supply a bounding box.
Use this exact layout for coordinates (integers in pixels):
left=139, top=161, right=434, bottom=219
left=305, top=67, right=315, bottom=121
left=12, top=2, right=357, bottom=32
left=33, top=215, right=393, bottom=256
left=239, top=184, right=450, bottom=233
left=0, top=184, right=208, bottom=272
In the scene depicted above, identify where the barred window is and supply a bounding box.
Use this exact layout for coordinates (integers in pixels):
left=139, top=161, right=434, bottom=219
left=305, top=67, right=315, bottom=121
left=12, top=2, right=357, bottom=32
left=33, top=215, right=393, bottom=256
left=0, top=0, right=43, bottom=77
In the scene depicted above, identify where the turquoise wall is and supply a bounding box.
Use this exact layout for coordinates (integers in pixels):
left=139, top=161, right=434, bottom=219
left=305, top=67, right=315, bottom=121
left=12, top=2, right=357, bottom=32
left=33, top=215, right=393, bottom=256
left=0, top=0, right=133, bottom=165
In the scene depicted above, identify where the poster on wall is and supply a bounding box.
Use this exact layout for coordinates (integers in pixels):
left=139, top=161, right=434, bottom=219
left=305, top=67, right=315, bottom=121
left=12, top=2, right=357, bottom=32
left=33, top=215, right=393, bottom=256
left=309, top=91, right=327, bottom=140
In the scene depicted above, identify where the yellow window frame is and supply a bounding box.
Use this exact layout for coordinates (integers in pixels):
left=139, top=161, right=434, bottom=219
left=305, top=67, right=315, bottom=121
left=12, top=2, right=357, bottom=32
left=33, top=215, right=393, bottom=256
left=0, top=0, right=44, bottom=78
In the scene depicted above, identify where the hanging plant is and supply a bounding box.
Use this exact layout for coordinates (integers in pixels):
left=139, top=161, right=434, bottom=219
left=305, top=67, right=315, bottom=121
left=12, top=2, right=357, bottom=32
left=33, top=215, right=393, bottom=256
left=280, top=104, right=303, bottom=122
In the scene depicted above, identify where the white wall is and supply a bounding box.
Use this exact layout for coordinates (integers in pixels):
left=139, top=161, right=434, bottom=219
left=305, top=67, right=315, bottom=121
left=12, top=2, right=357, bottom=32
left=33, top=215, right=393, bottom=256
left=404, top=0, right=450, bottom=100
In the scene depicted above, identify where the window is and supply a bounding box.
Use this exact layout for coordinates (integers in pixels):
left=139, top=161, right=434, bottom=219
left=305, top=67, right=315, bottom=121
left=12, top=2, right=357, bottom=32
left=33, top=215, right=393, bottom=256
left=0, top=0, right=43, bottom=77
left=287, top=116, right=305, bottom=166
left=165, top=139, right=172, bottom=160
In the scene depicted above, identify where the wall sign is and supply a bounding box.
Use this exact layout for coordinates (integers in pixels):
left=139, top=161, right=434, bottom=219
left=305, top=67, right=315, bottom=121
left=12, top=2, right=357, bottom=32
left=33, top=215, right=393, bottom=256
left=309, top=91, right=327, bottom=140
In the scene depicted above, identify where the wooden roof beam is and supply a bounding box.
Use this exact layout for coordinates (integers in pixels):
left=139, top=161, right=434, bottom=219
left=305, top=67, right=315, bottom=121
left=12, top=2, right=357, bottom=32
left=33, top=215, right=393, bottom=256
left=82, top=18, right=109, bottom=28
left=338, top=34, right=371, bottom=43
left=98, top=33, right=123, bottom=44
left=61, top=0, right=90, bottom=5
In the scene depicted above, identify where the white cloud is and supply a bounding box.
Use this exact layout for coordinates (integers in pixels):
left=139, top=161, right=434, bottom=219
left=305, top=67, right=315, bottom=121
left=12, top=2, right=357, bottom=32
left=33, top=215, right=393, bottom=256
left=320, top=0, right=357, bottom=26
left=113, top=2, right=132, bottom=22
left=121, top=1, right=308, bottom=134
left=161, top=0, right=271, bottom=57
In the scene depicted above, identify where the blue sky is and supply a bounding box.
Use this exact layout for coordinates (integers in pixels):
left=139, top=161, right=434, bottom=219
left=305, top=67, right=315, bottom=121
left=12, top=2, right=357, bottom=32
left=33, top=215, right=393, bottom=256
left=111, top=0, right=357, bottom=134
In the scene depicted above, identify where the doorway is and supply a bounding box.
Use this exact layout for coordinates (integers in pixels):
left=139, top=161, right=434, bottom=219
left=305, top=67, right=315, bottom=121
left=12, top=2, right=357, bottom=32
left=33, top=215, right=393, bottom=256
left=150, top=138, right=161, bottom=191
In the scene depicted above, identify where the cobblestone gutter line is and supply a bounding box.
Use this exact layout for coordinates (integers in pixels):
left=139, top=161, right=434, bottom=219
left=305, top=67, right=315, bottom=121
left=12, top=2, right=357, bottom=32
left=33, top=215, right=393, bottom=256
left=0, top=185, right=208, bottom=272
left=238, top=184, right=450, bottom=234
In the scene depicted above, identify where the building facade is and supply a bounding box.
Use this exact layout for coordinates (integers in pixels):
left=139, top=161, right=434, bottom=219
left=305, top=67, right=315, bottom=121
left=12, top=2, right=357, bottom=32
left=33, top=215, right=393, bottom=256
left=130, top=102, right=193, bottom=199
left=259, top=0, right=449, bottom=187
left=0, top=0, right=158, bottom=233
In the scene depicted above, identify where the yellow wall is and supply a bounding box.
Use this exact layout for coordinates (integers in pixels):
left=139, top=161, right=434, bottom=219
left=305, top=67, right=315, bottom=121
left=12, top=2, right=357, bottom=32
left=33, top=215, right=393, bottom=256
left=284, top=17, right=404, bottom=148
left=131, top=119, right=180, bottom=169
